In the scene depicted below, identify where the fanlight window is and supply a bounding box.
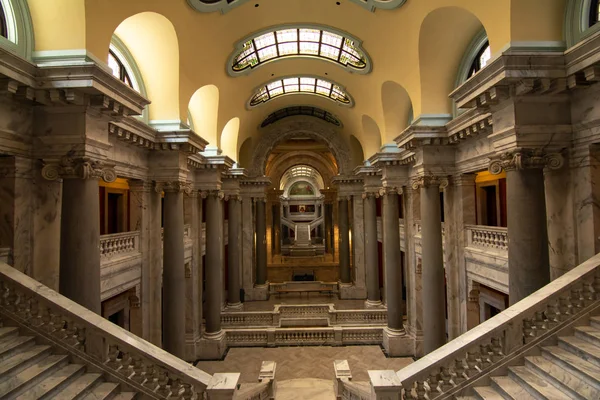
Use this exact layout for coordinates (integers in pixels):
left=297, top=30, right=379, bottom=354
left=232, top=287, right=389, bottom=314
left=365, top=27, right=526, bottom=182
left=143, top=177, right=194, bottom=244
left=591, top=0, right=600, bottom=26
left=261, top=106, right=341, bottom=128
left=468, top=41, right=491, bottom=77
left=108, top=49, right=134, bottom=89
left=249, top=76, right=353, bottom=107
left=231, top=27, right=369, bottom=73
left=0, top=3, right=7, bottom=39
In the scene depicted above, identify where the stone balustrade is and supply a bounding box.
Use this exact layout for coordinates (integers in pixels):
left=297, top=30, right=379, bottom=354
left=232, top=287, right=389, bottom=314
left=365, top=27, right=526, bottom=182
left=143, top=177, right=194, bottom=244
left=225, top=326, right=383, bottom=347
left=0, top=261, right=213, bottom=399
left=393, top=252, right=600, bottom=399
left=100, top=231, right=140, bottom=258
left=465, top=225, right=508, bottom=251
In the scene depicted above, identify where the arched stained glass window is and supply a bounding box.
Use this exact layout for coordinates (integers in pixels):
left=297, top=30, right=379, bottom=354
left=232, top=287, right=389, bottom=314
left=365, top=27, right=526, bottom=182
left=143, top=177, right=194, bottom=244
left=468, top=40, right=491, bottom=78
left=108, top=49, right=134, bottom=89
left=229, top=25, right=371, bottom=75
left=590, top=0, right=600, bottom=26
left=261, top=106, right=342, bottom=128
left=249, top=76, right=353, bottom=107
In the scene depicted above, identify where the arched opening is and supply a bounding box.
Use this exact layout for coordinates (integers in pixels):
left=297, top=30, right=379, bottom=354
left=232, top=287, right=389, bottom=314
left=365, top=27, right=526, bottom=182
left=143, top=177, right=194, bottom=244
left=0, top=0, right=34, bottom=59
left=220, top=117, right=240, bottom=163
left=381, top=81, right=413, bottom=145
left=189, top=85, right=220, bottom=151
left=360, top=115, right=383, bottom=159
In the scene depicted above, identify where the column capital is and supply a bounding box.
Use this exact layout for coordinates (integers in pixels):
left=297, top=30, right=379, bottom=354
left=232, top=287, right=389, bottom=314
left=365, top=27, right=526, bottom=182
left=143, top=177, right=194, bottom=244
left=42, top=156, right=116, bottom=182
left=224, top=194, right=241, bottom=202
left=451, top=173, right=476, bottom=187
left=200, top=190, right=225, bottom=199
left=411, top=175, right=449, bottom=190
left=489, top=148, right=564, bottom=174
left=155, top=181, right=192, bottom=194
left=362, top=190, right=380, bottom=199
left=378, top=186, right=403, bottom=196
left=252, top=196, right=267, bottom=204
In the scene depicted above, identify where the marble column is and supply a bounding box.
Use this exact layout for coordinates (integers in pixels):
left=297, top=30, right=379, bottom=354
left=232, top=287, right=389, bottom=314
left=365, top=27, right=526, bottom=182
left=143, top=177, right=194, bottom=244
left=364, top=192, right=381, bottom=307
left=490, top=149, right=563, bottom=305
left=414, top=176, right=446, bottom=354
left=59, top=176, right=102, bottom=314
left=161, top=182, right=186, bottom=359
left=255, top=198, right=267, bottom=285
left=338, top=198, right=351, bottom=283
left=273, top=204, right=281, bottom=256
left=205, top=191, right=224, bottom=334
left=382, top=188, right=403, bottom=331
left=227, top=196, right=242, bottom=308
left=324, top=203, right=332, bottom=254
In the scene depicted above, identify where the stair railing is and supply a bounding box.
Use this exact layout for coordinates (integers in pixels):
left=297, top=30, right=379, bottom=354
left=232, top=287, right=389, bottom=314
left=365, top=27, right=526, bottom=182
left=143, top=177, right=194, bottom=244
left=0, top=261, right=212, bottom=399
left=394, top=252, right=600, bottom=399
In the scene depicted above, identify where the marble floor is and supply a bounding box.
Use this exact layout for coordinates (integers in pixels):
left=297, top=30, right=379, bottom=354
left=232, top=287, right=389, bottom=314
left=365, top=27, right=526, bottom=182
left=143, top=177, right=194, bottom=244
left=195, top=345, right=413, bottom=383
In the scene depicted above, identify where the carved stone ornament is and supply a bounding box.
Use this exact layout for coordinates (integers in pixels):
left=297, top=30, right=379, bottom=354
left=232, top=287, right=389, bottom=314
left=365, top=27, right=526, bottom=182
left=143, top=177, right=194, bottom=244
left=361, top=191, right=380, bottom=199
left=42, top=156, right=117, bottom=182
left=252, top=196, right=267, bottom=204
left=488, top=148, right=564, bottom=175
left=378, top=187, right=402, bottom=196
left=154, top=181, right=192, bottom=194
left=224, top=194, right=242, bottom=202
left=411, top=175, right=449, bottom=190
left=200, top=190, right=225, bottom=199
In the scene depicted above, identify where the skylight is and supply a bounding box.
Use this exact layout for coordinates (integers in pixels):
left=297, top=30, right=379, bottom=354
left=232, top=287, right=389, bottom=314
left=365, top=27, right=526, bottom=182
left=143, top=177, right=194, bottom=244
left=229, top=26, right=370, bottom=75
left=249, top=76, right=353, bottom=107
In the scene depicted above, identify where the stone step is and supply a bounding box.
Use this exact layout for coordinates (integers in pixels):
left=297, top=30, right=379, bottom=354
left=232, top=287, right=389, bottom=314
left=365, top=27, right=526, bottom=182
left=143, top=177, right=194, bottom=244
left=525, top=355, right=597, bottom=400
left=472, top=385, right=504, bottom=399
left=111, top=392, right=137, bottom=400
left=0, top=326, right=19, bottom=340
left=14, top=363, right=85, bottom=400
left=0, top=335, right=36, bottom=362
left=507, top=365, right=567, bottom=400
left=574, top=326, right=600, bottom=348
left=52, top=373, right=103, bottom=400
left=541, top=345, right=600, bottom=389
left=558, top=335, right=600, bottom=368
left=0, top=354, right=69, bottom=398
left=490, top=375, right=536, bottom=400
left=0, top=345, right=52, bottom=380
left=81, top=382, right=120, bottom=400
left=590, top=316, right=600, bottom=330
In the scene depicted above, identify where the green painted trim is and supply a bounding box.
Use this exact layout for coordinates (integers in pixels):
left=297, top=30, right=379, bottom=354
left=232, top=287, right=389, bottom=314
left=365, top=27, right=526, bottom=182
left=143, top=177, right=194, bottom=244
left=412, top=114, right=452, bottom=127
left=453, top=29, right=488, bottom=116
left=247, top=74, right=355, bottom=109
left=187, top=0, right=406, bottom=14
left=497, top=41, right=566, bottom=53
left=226, top=23, right=373, bottom=77
left=565, top=0, right=600, bottom=47
left=149, top=120, right=190, bottom=131
left=33, top=48, right=109, bottom=68
left=0, top=0, right=35, bottom=60
left=187, top=109, right=195, bottom=131
left=380, top=143, right=401, bottom=153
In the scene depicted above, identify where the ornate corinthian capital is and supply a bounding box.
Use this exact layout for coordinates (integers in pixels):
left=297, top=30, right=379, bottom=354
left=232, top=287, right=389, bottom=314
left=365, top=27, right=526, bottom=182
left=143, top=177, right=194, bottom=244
left=42, top=156, right=117, bottom=182
left=489, top=148, right=564, bottom=175
left=154, top=181, right=192, bottom=194
left=200, top=190, right=225, bottom=199
left=378, top=187, right=402, bottom=196
left=411, top=175, right=449, bottom=190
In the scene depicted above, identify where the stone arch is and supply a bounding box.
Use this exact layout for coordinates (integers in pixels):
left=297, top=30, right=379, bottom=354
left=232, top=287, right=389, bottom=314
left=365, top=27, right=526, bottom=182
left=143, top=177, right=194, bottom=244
left=189, top=84, right=220, bottom=149
left=381, top=81, right=413, bottom=144
left=266, top=151, right=338, bottom=189
left=249, top=116, right=351, bottom=176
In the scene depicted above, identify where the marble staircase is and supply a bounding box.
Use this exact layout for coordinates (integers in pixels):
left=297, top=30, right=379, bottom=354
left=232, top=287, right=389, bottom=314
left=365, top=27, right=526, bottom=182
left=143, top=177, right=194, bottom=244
left=295, top=223, right=311, bottom=246
left=0, top=323, right=137, bottom=399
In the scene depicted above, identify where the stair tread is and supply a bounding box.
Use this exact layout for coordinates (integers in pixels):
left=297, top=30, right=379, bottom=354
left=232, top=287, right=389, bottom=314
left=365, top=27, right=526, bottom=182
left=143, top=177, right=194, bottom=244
left=0, top=345, right=51, bottom=376
left=53, top=373, right=103, bottom=400
left=575, top=325, right=600, bottom=340
left=490, top=376, right=537, bottom=400
left=590, top=316, right=600, bottom=325
left=558, top=335, right=600, bottom=366
left=526, top=355, right=599, bottom=400
left=542, top=345, right=600, bottom=384
left=81, top=382, right=120, bottom=400
left=0, top=326, right=19, bottom=339
left=111, top=393, right=137, bottom=400
left=508, top=366, right=568, bottom=400
left=0, top=354, right=68, bottom=397
left=473, top=385, right=505, bottom=399
left=0, top=335, right=35, bottom=357
left=14, top=363, right=85, bottom=400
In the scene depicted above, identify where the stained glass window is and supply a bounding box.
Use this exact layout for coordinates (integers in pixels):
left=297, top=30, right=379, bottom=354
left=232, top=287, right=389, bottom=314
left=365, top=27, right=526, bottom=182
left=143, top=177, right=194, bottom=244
left=591, top=0, right=600, bottom=26
left=249, top=76, right=352, bottom=107
left=108, top=50, right=134, bottom=89
left=232, top=27, right=368, bottom=73
left=261, top=106, right=341, bottom=128
left=468, top=41, right=491, bottom=78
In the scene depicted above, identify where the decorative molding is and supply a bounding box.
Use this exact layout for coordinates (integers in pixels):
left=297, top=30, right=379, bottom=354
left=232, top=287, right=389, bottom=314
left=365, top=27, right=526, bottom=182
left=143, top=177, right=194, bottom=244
left=187, top=0, right=406, bottom=14
left=154, top=181, right=192, bottom=194
left=378, top=187, right=402, bottom=196
left=361, top=191, right=380, bottom=199
left=200, top=190, right=225, bottom=200
left=42, top=156, right=117, bottom=182
left=488, top=149, right=564, bottom=174
left=411, top=175, right=449, bottom=190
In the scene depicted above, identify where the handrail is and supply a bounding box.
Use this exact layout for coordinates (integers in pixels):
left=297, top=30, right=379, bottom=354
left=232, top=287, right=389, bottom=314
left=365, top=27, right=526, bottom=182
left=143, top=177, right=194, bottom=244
left=0, top=261, right=212, bottom=399
left=309, top=215, right=324, bottom=230
left=395, top=252, right=600, bottom=399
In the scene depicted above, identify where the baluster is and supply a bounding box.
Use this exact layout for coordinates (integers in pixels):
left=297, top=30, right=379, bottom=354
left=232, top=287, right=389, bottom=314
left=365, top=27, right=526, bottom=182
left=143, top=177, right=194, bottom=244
left=179, top=383, right=194, bottom=400
left=105, top=344, right=121, bottom=370
left=594, top=273, right=600, bottom=300
left=479, top=344, right=491, bottom=369
left=51, top=313, right=67, bottom=339
left=415, top=381, right=427, bottom=400
left=454, top=358, right=466, bottom=384
left=143, top=365, right=160, bottom=392
left=545, top=300, right=559, bottom=329
left=571, top=287, right=584, bottom=310
left=29, top=299, right=43, bottom=327
left=171, top=378, right=183, bottom=398
left=490, top=337, right=503, bottom=362
left=533, top=311, right=546, bottom=337
left=130, top=357, right=146, bottom=385
left=428, top=371, right=440, bottom=395
left=558, top=295, right=571, bottom=321
left=119, top=351, right=133, bottom=378
left=523, top=318, right=535, bottom=344
left=582, top=281, right=594, bottom=306
left=156, top=371, right=171, bottom=397
left=465, top=350, right=480, bottom=377
left=439, top=366, right=453, bottom=392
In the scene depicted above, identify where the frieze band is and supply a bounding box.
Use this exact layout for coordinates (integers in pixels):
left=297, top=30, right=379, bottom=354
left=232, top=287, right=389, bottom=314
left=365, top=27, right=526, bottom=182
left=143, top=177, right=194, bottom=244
left=489, top=148, right=564, bottom=174
left=42, top=156, right=117, bottom=183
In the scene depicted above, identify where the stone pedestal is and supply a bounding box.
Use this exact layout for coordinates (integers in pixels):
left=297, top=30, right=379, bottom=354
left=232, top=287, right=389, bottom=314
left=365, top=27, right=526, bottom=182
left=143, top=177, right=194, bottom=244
left=207, top=372, right=240, bottom=399
left=369, top=370, right=402, bottom=400
left=199, top=330, right=227, bottom=360
left=382, top=328, right=414, bottom=357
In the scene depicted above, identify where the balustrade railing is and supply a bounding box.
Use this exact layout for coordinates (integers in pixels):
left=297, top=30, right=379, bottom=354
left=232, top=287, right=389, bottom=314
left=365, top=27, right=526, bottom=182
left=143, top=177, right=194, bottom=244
left=394, top=252, right=600, bottom=399
left=465, top=225, right=508, bottom=251
left=100, top=231, right=140, bottom=258
left=0, top=261, right=212, bottom=399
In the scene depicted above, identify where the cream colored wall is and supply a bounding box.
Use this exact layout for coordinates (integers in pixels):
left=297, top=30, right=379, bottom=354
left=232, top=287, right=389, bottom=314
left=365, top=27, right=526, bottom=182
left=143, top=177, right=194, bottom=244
left=27, top=0, right=568, bottom=162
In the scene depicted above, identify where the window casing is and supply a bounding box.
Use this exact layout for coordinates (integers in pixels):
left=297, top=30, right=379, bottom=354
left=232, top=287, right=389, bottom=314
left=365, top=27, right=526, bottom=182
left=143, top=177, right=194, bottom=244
left=468, top=41, right=491, bottom=78
left=108, top=50, right=134, bottom=89
left=590, top=0, right=600, bottom=26
left=261, top=106, right=341, bottom=128
left=0, top=4, right=7, bottom=38
left=249, top=76, right=353, bottom=108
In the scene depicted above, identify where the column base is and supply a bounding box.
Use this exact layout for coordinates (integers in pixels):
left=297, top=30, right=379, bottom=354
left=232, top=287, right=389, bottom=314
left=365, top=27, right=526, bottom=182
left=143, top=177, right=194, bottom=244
left=365, top=299, right=383, bottom=308
left=225, top=302, right=243, bottom=311
left=184, top=334, right=201, bottom=362
left=198, top=330, right=227, bottom=360
left=382, top=327, right=414, bottom=357
left=243, top=282, right=270, bottom=301
left=338, top=282, right=367, bottom=300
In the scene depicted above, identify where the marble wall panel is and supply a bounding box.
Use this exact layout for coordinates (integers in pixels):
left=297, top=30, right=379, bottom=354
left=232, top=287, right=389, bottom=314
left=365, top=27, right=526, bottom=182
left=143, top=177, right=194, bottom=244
left=0, top=96, right=33, bottom=157
left=465, top=248, right=509, bottom=294
left=100, top=255, right=142, bottom=301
